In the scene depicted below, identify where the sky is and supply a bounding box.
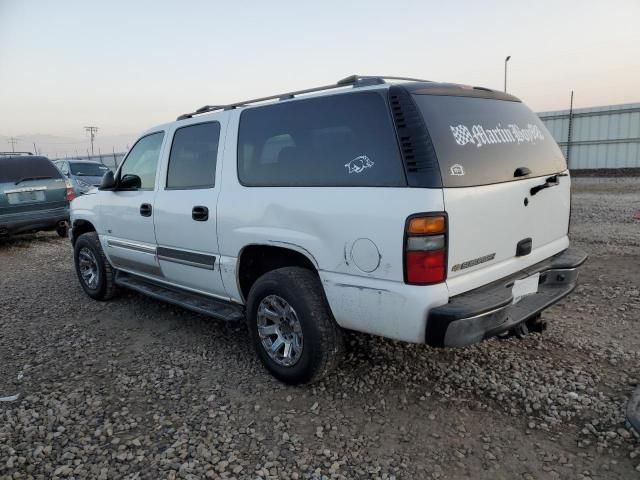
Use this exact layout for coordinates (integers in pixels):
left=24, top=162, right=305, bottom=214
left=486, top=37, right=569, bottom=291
left=1, top=0, right=639, bottom=156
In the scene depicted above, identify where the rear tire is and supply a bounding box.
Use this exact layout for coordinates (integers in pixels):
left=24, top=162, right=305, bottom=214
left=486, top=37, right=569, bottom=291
left=56, top=223, right=68, bottom=238
left=74, top=232, right=118, bottom=300
left=247, top=267, right=344, bottom=385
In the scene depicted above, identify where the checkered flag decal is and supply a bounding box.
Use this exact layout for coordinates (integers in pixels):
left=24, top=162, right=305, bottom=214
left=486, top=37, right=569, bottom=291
left=450, top=125, right=475, bottom=146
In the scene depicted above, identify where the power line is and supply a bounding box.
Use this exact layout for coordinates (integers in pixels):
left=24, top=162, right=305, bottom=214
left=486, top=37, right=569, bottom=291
left=84, top=126, right=99, bottom=155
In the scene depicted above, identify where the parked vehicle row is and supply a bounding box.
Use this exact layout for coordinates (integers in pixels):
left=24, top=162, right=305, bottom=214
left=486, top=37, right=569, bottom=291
left=68, top=75, right=587, bottom=384
left=0, top=153, right=73, bottom=237
left=0, top=153, right=114, bottom=239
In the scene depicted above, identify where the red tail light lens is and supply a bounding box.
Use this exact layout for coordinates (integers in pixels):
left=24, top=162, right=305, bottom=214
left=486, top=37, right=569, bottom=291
left=406, top=250, right=446, bottom=284
left=404, top=214, right=447, bottom=285
left=64, top=180, right=76, bottom=201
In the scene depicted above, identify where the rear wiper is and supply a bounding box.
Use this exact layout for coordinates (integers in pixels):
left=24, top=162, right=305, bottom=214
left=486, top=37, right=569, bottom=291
left=14, top=176, right=52, bottom=185
left=530, top=173, right=568, bottom=196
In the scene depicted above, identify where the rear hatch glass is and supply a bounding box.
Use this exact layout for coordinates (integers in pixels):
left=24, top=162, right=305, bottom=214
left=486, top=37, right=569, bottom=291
left=412, top=95, right=566, bottom=186
left=70, top=162, right=109, bottom=177
left=0, top=156, right=64, bottom=184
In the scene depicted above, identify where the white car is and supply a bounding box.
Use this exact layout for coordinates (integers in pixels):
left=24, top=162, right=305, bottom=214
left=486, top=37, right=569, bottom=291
left=69, top=75, right=586, bottom=384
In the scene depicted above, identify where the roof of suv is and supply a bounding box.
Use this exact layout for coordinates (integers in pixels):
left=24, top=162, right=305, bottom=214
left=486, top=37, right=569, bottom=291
left=174, top=75, right=521, bottom=123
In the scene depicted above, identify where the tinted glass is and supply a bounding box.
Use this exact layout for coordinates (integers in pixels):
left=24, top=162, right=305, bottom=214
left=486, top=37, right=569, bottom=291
left=413, top=95, right=566, bottom=187
left=119, top=132, right=164, bottom=189
left=238, top=92, right=405, bottom=187
left=0, top=156, right=64, bottom=183
left=167, top=122, right=220, bottom=189
left=69, top=162, right=109, bottom=176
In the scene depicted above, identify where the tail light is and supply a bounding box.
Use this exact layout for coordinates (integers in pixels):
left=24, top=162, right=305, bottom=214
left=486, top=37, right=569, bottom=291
left=65, top=180, right=77, bottom=201
left=404, top=214, right=447, bottom=285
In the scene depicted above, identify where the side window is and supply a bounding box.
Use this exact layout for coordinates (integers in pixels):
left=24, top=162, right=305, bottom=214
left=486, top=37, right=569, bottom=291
left=60, top=162, right=70, bottom=175
left=119, top=132, right=164, bottom=189
left=237, top=92, right=405, bottom=187
left=166, top=122, right=220, bottom=189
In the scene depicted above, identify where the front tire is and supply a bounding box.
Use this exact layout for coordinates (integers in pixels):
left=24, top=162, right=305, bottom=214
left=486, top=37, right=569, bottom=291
left=74, top=232, right=118, bottom=300
left=247, top=267, right=344, bottom=385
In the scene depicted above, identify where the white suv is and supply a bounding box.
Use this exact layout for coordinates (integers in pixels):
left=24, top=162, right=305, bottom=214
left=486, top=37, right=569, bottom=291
left=70, top=75, right=586, bottom=384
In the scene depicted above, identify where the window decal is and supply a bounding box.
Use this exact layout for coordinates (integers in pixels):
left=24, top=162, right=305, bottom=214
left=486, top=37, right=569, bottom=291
left=344, top=155, right=374, bottom=174
left=450, top=164, right=465, bottom=176
left=450, top=123, right=545, bottom=148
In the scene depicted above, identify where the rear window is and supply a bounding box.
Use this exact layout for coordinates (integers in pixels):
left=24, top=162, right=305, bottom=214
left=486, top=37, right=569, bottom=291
left=69, top=162, right=109, bottom=176
left=237, top=92, right=405, bottom=187
left=0, top=156, right=63, bottom=184
left=413, top=95, right=566, bottom=187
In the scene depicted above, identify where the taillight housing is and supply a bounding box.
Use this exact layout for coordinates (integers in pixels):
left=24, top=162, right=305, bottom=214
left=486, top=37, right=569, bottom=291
left=65, top=180, right=77, bottom=202
left=404, top=213, right=447, bottom=285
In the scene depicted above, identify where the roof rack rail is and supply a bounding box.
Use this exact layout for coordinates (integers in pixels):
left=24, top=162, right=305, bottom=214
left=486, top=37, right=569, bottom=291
left=0, top=151, right=33, bottom=156
left=176, top=74, right=431, bottom=120
left=337, top=75, right=431, bottom=86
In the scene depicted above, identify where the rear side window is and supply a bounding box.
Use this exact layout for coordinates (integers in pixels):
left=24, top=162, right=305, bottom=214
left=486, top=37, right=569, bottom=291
left=413, top=95, right=566, bottom=187
left=237, top=92, right=405, bottom=187
left=166, top=122, right=220, bottom=189
left=0, top=156, right=63, bottom=183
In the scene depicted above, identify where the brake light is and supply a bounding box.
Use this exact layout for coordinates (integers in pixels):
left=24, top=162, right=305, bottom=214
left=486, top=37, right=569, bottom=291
left=404, top=214, right=447, bottom=285
left=65, top=180, right=77, bottom=201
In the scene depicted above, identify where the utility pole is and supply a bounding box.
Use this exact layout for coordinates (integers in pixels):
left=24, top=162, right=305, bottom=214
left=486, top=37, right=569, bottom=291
left=504, top=55, right=511, bottom=93
left=33, top=142, right=38, bottom=155
left=8, top=137, right=18, bottom=152
left=84, top=126, right=99, bottom=155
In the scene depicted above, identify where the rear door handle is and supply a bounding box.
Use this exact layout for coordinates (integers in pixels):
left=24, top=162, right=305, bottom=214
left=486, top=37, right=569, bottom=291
left=192, top=205, right=209, bottom=221
left=140, top=203, right=152, bottom=217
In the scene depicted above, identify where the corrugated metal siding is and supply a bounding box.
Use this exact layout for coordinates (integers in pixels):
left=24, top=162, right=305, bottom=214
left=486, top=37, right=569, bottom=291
left=537, top=103, right=640, bottom=169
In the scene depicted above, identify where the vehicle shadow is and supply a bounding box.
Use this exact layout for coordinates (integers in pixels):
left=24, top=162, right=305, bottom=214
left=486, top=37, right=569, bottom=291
left=0, top=231, right=63, bottom=249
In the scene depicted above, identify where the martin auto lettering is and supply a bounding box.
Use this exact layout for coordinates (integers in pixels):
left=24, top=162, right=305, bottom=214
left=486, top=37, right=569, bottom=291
left=450, top=123, right=544, bottom=148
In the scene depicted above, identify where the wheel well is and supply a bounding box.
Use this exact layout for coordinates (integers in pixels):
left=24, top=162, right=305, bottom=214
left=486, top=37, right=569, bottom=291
left=238, top=245, right=317, bottom=300
left=71, top=219, right=96, bottom=245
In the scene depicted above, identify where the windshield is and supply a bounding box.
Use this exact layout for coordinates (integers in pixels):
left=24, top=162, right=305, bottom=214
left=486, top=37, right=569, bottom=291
left=69, top=162, right=109, bottom=176
left=413, top=95, right=566, bottom=187
left=0, top=156, right=63, bottom=183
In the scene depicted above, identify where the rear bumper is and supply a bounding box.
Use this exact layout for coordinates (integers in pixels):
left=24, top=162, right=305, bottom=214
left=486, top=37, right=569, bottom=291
left=426, top=247, right=588, bottom=348
left=0, top=207, right=69, bottom=236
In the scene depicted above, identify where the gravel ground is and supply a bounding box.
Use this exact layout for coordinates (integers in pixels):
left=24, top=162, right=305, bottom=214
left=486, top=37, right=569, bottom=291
left=1, top=177, right=639, bottom=479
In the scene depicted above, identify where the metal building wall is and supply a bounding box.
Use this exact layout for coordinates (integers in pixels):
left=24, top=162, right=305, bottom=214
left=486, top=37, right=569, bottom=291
left=537, top=103, right=640, bottom=169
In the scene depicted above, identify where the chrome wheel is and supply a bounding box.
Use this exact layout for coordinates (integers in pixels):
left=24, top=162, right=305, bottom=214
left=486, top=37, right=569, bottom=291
left=78, top=247, right=99, bottom=289
left=257, top=295, right=303, bottom=367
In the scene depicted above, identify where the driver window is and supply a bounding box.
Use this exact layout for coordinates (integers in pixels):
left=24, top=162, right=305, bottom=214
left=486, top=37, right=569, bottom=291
left=119, top=132, right=164, bottom=189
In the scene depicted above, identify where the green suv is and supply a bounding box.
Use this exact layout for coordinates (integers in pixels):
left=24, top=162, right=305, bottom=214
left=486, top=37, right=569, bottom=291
left=0, top=153, right=74, bottom=238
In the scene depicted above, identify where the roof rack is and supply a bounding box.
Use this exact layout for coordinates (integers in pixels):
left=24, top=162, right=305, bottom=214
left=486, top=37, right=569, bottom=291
left=0, top=151, right=33, bottom=156
left=176, top=75, right=431, bottom=120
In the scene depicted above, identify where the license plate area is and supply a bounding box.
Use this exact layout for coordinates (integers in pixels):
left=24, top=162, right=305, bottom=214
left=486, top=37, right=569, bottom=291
left=7, top=190, right=46, bottom=204
left=512, top=273, right=540, bottom=303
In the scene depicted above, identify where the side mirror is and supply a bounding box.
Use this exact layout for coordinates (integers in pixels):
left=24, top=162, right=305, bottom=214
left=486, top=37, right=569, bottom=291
left=119, top=174, right=142, bottom=190
left=99, top=170, right=116, bottom=190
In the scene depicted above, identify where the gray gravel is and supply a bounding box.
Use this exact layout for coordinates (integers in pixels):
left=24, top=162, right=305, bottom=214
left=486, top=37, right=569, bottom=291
left=1, top=177, right=639, bottom=479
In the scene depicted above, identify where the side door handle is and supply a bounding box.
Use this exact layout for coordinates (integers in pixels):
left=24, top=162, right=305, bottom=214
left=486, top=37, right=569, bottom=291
left=192, top=205, right=209, bottom=221
left=140, top=203, right=152, bottom=217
